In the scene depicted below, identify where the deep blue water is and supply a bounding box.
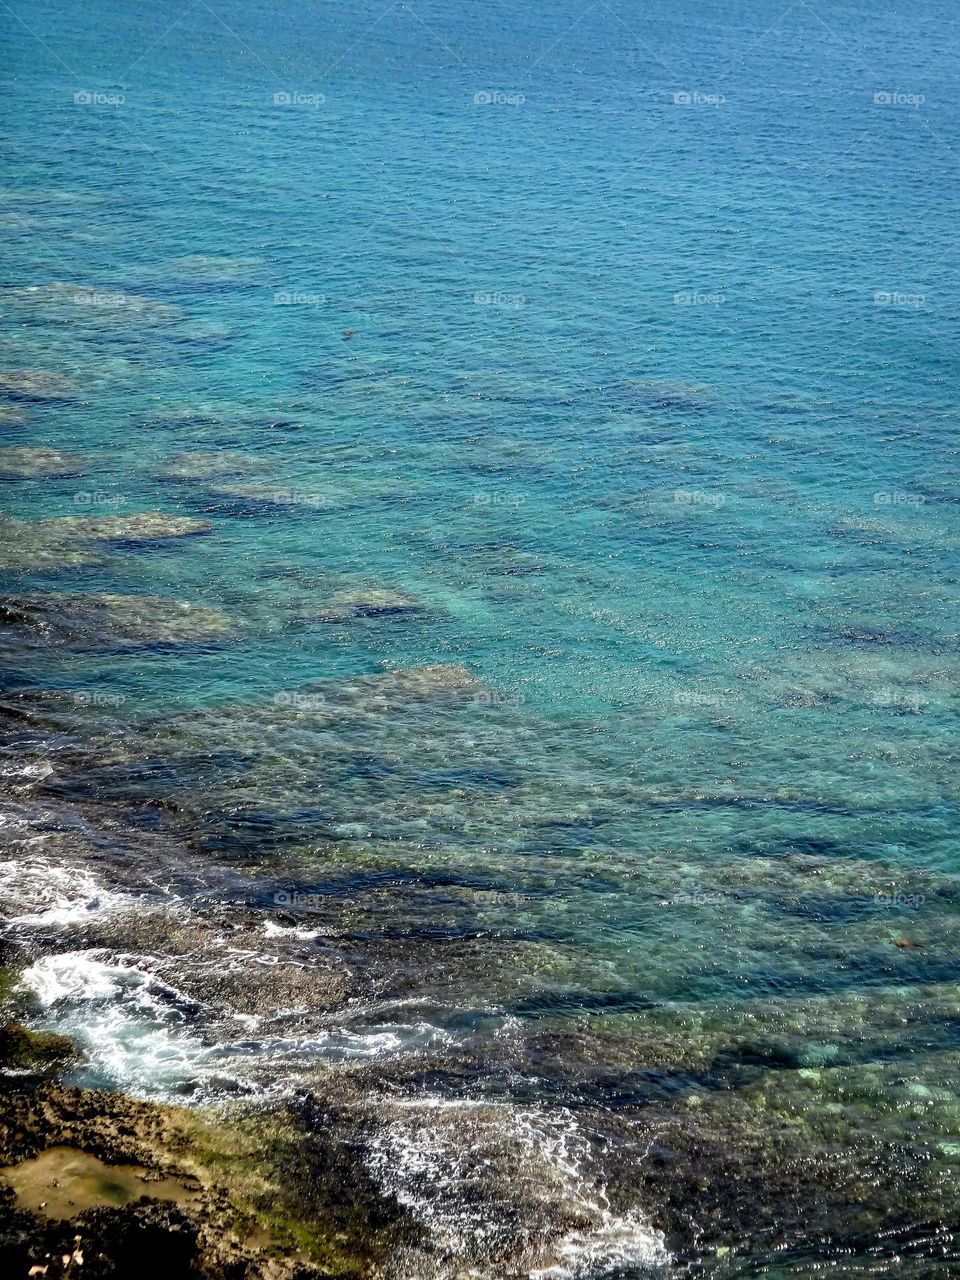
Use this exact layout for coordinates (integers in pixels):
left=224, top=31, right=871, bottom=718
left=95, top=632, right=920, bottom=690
left=2, top=2, right=960, bottom=1276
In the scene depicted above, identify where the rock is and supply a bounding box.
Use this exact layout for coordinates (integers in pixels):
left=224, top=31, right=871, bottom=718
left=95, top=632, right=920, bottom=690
left=0, top=593, right=233, bottom=648
left=0, top=372, right=77, bottom=401
left=0, top=518, right=106, bottom=572
left=168, top=255, right=262, bottom=280
left=0, top=1082, right=411, bottom=1279
left=0, top=448, right=86, bottom=479
left=0, top=283, right=180, bottom=323
left=38, top=513, right=213, bottom=542
left=0, top=406, right=28, bottom=427
left=307, top=588, right=427, bottom=623
left=368, top=663, right=484, bottom=699
left=0, top=1022, right=77, bottom=1077
left=157, top=451, right=266, bottom=481
left=207, top=480, right=326, bottom=508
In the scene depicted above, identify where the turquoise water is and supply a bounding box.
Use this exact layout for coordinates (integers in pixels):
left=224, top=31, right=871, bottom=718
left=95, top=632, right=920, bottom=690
left=2, top=2, right=960, bottom=1275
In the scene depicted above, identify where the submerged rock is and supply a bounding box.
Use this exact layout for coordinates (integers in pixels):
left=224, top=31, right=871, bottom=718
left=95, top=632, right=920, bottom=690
left=169, top=255, right=263, bottom=280
left=157, top=450, right=266, bottom=481
left=365, top=663, right=484, bottom=700
left=0, top=283, right=180, bottom=323
left=0, top=593, right=233, bottom=648
left=0, top=371, right=77, bottom=401
left=307, top=588, right=428, bottom=623
left=0, top=406, right=27, bottom=427
left=38, top=513, right=213, bottom=541
left=0, top=447, right=86, bottom=479
left=0, top=517, right=106, bottom=572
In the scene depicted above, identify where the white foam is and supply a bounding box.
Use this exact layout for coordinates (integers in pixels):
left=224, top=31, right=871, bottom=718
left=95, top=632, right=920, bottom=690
left=0, top=858, right=134, bottom=928
left=19, top=950, right=239, bottom=1098
left=365, top=1099, right=669, bottom=1278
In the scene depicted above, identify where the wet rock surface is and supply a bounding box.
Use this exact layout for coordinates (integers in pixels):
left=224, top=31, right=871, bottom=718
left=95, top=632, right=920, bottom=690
left=0, top=1081, right=412, bottom=1280
left=37, top=513, right=214, bottom=542
left=0, top=449, right=85, bottom=479
left=0, top=372, right=77, bottom=401
left=0, top=593, right=234, bottom=649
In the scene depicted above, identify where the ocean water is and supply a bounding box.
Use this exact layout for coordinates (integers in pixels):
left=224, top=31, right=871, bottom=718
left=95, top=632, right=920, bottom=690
left=2, top=1, right=960, bottom=1275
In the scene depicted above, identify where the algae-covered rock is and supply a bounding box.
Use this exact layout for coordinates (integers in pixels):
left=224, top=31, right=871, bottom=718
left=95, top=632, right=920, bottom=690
left=368, top=663, right=484, bottom=699
left=306, top=588, right=428, bottom=623
left=0, top=512, right=213, bottom=575
left=0, top=371, right=77, bottom=400
left=0, top=447, right=86, bottom=479
left=0, top=283, right=180, bottom=323
left=0, top=1083, right=411, bottom=1279
left=0, top=593, right=233, bottom=649
left=157, top=450, right=267, bottom=481
left=38, top=513, right=213, bottom=542
left=169, top=255, right=263, bottom=281
left=0, top=1022, right=77, bottom=1076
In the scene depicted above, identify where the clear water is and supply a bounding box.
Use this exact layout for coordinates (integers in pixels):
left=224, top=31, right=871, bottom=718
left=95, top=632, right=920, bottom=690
left=2, top=2, right=960, bottom=1276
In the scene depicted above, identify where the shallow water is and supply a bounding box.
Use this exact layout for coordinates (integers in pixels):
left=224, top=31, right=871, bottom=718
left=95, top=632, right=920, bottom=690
left=2, top=1, right=960, bottom=1275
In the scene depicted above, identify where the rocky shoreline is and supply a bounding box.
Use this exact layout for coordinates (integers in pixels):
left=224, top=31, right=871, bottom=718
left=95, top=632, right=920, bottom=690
left=0, top=993, right=413, bottom=1279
